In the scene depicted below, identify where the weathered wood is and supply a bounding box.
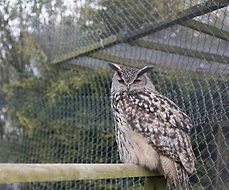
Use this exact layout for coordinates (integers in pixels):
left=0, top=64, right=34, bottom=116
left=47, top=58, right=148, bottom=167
left=51, top=0, right=228, bottom=65
left=144, top=177, right=167, bottom=190
left=88, top=51, right=229, bottom=76
left=51, top=35, right=119, bottom=65
left=181, top=19, right=229, bottom=41
left=130, top=40, right=229, bottom=64
left=0, top=164, right=160, bottom=184
left=88, top=51, right=152, bottom=68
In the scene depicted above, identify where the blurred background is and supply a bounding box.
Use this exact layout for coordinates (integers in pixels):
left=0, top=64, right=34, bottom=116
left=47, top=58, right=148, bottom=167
left=0, top=0, right=228, bottom=189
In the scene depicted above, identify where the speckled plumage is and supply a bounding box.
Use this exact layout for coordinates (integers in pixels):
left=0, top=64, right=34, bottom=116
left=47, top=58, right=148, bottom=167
left=109, top=63, right=196, bottom=189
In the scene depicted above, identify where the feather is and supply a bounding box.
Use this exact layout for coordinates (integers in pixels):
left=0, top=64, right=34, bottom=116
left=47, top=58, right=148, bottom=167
left=111, top=89, right=195, bottom=188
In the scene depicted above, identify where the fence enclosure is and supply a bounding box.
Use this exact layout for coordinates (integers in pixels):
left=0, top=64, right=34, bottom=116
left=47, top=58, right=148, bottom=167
left=0, top=0, right=229, bottom=189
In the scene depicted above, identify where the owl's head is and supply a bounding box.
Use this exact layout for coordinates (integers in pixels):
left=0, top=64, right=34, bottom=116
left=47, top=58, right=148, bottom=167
left=109, top=63, right=155, bottom=93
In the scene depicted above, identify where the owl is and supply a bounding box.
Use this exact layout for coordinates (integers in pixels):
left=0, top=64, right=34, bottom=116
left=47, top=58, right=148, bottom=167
left=109, top=63, right=196, bottom=189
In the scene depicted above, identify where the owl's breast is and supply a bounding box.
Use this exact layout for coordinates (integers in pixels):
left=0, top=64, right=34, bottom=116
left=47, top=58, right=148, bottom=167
left=115, top=119, right=160, bottom=170
left=113, top=101, right=159, bottom=171
left=111, top=91, right=160, bottom=170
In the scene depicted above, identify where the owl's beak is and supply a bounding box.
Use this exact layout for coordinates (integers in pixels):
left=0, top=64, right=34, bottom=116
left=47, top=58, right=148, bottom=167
left=127, top=84, right=130, bottom=91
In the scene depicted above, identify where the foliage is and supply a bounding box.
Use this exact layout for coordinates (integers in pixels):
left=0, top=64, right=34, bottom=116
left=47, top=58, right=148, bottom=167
left=3, top=65, right=111, bottom=129
left=2, top=64, right=120, bottom=189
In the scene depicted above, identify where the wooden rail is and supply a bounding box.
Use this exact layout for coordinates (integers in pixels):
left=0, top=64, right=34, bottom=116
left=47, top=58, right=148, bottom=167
left=0, top=164, right=166, bottom=189
left=130, top=39, right=229, bottom=64
left=181, top=19, right=229, bottom=41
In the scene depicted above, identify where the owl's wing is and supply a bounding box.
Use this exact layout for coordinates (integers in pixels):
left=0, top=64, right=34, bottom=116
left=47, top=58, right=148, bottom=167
left=120, top=91, right=196, bottom=173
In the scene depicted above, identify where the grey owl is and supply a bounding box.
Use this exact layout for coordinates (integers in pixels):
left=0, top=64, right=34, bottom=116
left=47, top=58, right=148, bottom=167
left=109, top=63, right=195, bottom=189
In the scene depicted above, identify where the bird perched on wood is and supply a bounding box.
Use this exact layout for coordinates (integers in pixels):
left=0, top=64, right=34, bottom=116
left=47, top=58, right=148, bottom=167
left=109, top=63, right=195, bottom=189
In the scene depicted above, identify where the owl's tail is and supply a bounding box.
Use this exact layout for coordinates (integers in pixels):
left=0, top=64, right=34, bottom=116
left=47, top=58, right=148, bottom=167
left=173, top=162, right=190, bottom=190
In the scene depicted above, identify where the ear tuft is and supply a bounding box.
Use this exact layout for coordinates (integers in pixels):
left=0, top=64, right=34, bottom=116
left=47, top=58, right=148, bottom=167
left=108, top=63, right=121, bottom=72
left=137, top=66, right=154, bottom=77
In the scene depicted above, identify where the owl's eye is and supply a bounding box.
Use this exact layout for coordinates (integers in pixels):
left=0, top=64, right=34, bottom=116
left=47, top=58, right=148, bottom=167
left=133, top=79, right=141, bottom=84
left=118, top=79, right=125, bottom=84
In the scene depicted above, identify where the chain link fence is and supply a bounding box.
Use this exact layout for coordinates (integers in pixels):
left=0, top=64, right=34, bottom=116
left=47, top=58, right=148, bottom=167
left=0, top=0, right=229, bottom=189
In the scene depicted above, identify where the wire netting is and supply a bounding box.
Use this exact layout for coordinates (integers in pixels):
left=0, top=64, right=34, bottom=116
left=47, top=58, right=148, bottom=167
left=0, top=0, right=229, bottom=189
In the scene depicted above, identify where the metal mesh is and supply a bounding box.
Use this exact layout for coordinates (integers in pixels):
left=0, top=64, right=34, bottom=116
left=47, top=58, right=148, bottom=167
left=0, top=0, right=229, bottom=189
